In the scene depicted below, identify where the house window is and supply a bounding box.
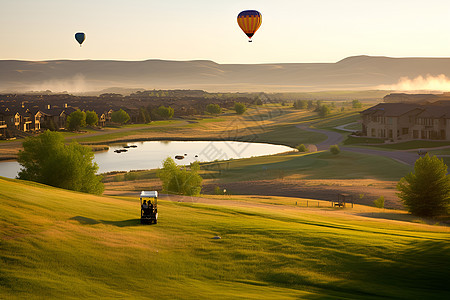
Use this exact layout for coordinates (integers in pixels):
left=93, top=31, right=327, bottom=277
left=413, top=130, right=419, bottom=139
left=387, top=117, right=393, bottom=125
left=402, top=128, right=409, bottom=135
left=371, top=128, right=376, bottom=137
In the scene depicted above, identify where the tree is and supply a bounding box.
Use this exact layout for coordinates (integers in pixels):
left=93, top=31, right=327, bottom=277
left=352, top=99, right=362, bottom=109
left=158, top=157, right=203, bottom=196
left=66, top=109, right=86, bottom=131
left=17, top=130, right=104, bottom=195
left=374, top=196, right=385, bottom=208
left=318, top=104, right=331, bottom=118
left=206, top=103, right=222, bottom=115
left=155, top=105, right=174, bottom=120
left=293, top=100, right=307, bottom=109
left=330, top=144, right=340, bottom=155
left=85, top=110, right=99, bottom=126
left=307, top=100, right=314, bottom=109
left=139, top=107, right=151, bottom=123
left=234, top=102, right=246, bottom=115
left=296, top=144, right=307, bottom=152
left=397, top=154, right=450, bottom=217
left=111, top=109, right=130, bottom=125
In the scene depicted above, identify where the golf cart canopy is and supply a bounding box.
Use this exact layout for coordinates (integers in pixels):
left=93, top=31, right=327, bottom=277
left=140, top=191, right=158, bottom=198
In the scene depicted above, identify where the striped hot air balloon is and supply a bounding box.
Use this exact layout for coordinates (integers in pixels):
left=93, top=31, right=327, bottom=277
left=237, top=10, right=262, bottom=42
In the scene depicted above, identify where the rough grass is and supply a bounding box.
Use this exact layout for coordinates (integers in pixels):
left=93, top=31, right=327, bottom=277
left=2, top=177, right=448, bottom=299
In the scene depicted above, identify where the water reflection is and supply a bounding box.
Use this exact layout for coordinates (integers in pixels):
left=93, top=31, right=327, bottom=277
left=0, top=141, right=293, bottom=178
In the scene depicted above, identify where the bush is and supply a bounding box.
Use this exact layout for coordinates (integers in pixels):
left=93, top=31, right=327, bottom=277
left=234, top=102, right=246, bottom=115
left=158, top=157, right=203, bottom=196
left=397, top=154, right=450, bottom=217
left=17, top=130, right=104, bottom=195
left=374, top=196, right=385, bottom=208
left=330, top=145, right=340, bottom=155
left=296, top=144, right=307, bottom=152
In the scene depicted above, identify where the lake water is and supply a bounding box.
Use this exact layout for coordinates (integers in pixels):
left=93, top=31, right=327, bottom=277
left=0, top=141, right=293, bottom=178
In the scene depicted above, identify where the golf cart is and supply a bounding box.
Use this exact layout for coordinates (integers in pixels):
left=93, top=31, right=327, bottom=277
left=140, top=191, right=158, bottom=224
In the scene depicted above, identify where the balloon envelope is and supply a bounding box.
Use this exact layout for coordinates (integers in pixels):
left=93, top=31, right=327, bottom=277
left=75, top=32, right=85, bottom=45
left=237, top=10, right=262, bottom=40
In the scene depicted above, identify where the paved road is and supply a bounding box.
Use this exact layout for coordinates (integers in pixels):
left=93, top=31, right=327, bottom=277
left=296, top=124, right=420, bottom=165
left=296, top=125, right=344, bottom=151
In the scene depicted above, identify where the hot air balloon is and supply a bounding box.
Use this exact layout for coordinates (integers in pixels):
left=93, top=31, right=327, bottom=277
left=237, top=10, right=262, bottom=42
left=75, top=32, right=85, bottom=47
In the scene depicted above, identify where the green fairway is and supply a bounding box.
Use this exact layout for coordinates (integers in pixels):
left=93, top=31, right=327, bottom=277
left=1, top=178, right=448, bottom=299
left=201, top=150, right=413, bottom=182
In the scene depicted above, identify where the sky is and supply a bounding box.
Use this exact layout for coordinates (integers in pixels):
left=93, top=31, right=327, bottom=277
left=1, top=0, right=450, bottom=64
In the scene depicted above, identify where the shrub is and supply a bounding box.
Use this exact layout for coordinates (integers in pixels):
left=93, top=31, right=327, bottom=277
left=397, top=154, right=450, bottom=217
left=296, top=144, right=307, bottom=152
left=374, top=196, right=385, bottom=208
left=330, top=145, right=340, bottom=155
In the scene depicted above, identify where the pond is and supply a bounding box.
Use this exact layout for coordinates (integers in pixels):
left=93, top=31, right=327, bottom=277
left=0, top=141, right=293, bottom=179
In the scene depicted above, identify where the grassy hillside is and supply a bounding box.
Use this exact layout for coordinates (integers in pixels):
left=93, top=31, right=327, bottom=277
left=1, top=177, right=449, bottom=299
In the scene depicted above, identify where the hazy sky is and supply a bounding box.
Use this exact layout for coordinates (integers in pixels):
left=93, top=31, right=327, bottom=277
left=1, top=0, right=450, bottom=64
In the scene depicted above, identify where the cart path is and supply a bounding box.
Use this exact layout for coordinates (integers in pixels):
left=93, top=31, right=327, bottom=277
left=296, top=124, right=419, bottom=165
left=296, top=125, right=344, bottom=151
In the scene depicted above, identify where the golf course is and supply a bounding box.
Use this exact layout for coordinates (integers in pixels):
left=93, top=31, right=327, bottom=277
left=1, top=177, right=449, bottom=299
left=1, top=103, right=450, bottom=299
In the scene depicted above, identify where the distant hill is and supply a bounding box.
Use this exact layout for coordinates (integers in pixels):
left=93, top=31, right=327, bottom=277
left=2, top=56, right=450, bottom=93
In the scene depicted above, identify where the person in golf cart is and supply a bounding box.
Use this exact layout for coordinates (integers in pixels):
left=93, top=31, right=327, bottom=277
left=140, top=191, right=158, bottom=224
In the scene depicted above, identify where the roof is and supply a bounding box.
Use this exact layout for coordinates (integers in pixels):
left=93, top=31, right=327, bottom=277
left=140, top=191, right=158, bottom=198
left=361, top=103, right=422, bottom=117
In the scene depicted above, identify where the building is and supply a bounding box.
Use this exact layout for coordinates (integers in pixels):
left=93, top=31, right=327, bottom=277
left=360, top=102, right=450, bottom=141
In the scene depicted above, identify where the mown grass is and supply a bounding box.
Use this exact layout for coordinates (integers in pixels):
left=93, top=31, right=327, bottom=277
left=201, top=150, right=412, bottom=182
left=358, top=140, right=450, bottom=150
left=0, top=178, right=448, bottom=299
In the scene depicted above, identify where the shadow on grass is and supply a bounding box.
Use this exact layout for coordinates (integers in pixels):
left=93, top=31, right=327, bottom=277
left=100, top=219, right=141, bottom=227
left=69, top=216, right=100, bottom=225
left=357, top=212, right=448, bottom=226
left=69, top=216, right=141, bottom=227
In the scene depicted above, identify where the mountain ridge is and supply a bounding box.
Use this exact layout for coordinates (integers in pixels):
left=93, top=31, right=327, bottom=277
left=2, top=55, right=450, bottom=93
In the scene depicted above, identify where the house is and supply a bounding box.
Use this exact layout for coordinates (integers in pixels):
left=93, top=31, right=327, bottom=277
left=360, top=102, right=450, bottom=141
left=0, top=113, right=7, bottom=138
left=0, top=108, right=20, bottom=131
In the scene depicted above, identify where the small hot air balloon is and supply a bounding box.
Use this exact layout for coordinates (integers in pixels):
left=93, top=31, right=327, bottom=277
left=237, top=10, right=262, bottom=42
left=75, top=32, right=85, bottom=47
